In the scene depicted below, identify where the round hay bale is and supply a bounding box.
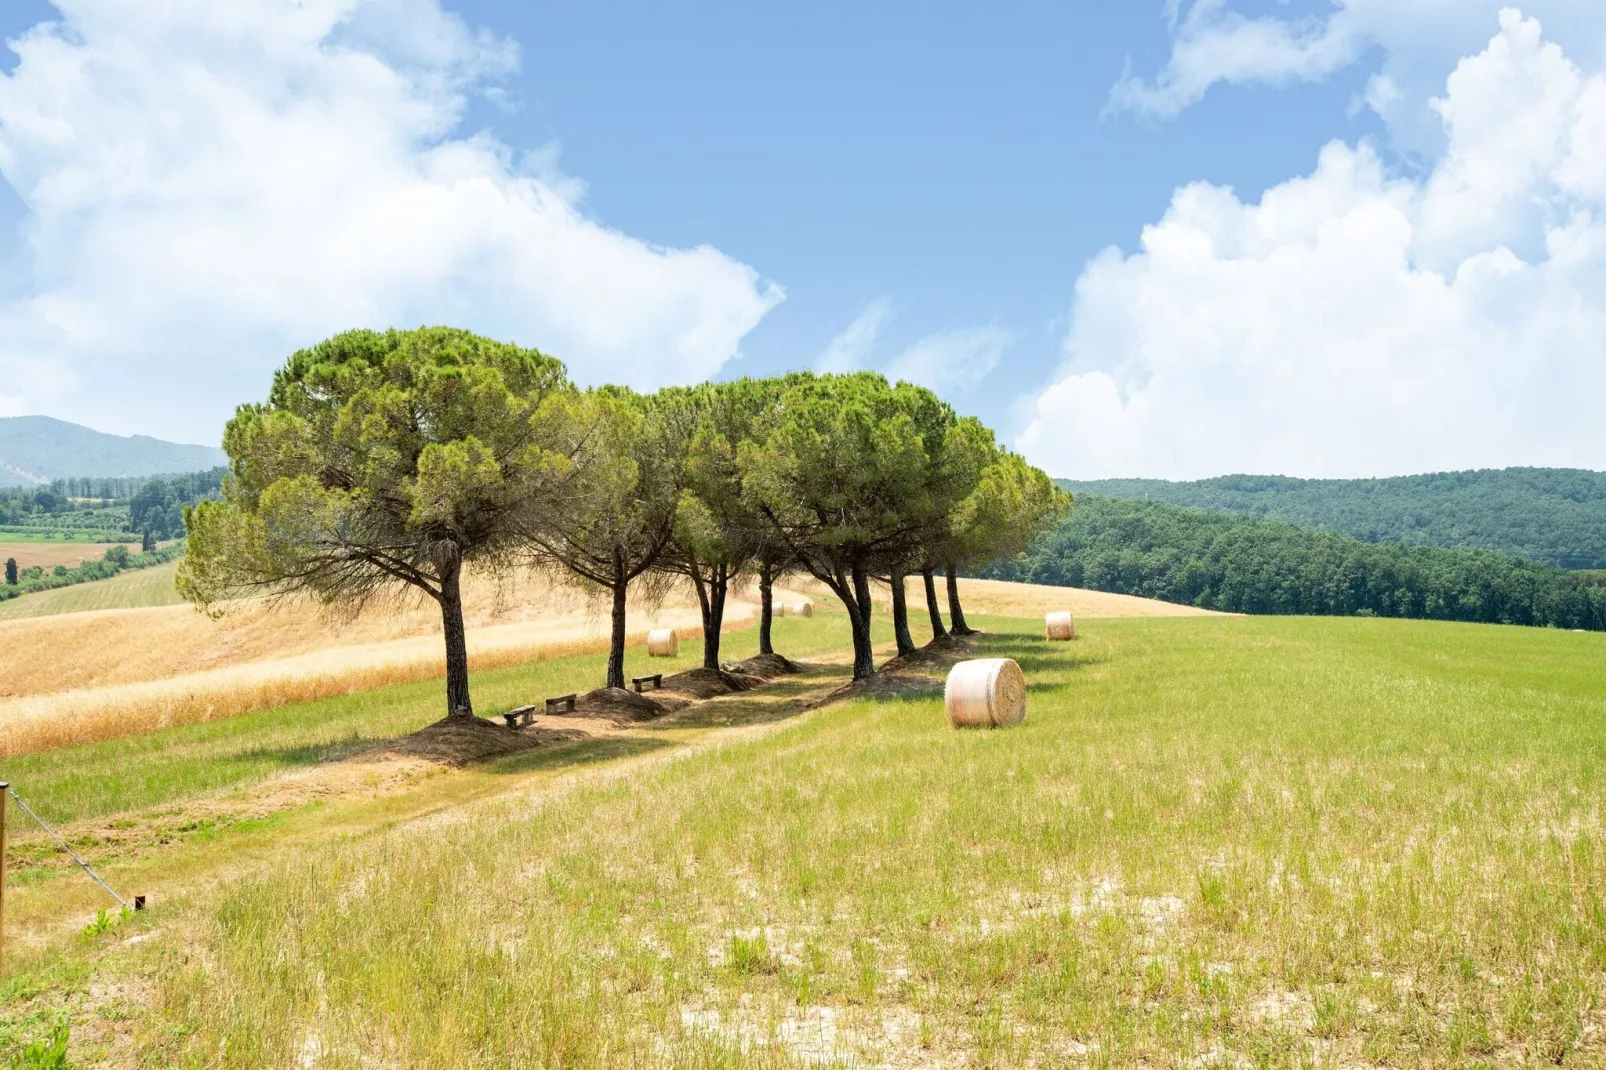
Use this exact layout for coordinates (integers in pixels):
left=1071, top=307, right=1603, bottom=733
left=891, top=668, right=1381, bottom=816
left=792, top=601, right=814, bottom=618
left=1045, top=610, right=1076, bottom=641
left=646, top=628, right=679, bottom=657
left=775, top=603, right=789, bottom=617
left=944, top=658, right=1027, bottom=729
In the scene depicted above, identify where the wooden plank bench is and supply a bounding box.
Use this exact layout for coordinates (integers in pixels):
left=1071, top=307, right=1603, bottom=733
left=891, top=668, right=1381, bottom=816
left=631, top=673, right=663, bottom=694
left=545, top=693, right=577, bottom=714
left=501, top=704, right=538, bottom=729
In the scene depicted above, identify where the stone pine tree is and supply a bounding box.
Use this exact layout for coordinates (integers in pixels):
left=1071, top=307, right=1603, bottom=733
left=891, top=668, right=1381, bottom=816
left=740, top=373, right=936, bottom=681
left=658, top=379, right=783, bottom=671
left=942, top=450, right=1071, bottom=632
left=178, top=327, right=587, bottom=721
left=871, top=394, right=993, bottom=658
left=535, top=387, right=682, bottom=691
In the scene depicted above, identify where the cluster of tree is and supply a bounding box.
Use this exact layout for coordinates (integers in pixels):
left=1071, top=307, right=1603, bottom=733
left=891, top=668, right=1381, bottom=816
left=983, top=497, right=1606, bottom=631
left=1061, top=468, right=1606, bottom=570
left=128, top=468, right=227, bottom=540
left=0, top=542, right=184, bottom=603
left=179, top=328, right=1068, bottom=720
left=0, top=469, right=223, bottom=541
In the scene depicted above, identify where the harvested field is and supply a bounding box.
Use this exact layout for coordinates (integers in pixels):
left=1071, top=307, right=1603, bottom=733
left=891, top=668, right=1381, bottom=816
left=0, top=539, right=144, bottom=570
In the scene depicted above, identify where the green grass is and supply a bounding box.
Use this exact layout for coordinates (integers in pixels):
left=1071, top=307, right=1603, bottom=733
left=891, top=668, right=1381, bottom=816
left=0, top=612, right=856, bottom=827
left=0, top=560, right=184, bottom=620
left=103, top=614, right=1606, bottom=1067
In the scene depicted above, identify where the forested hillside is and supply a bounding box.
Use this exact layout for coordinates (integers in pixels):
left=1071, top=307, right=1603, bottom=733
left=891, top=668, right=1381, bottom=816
left=1059, top=468, right=1606, bottom=569
left=984, top=497, right=1606, bottom=631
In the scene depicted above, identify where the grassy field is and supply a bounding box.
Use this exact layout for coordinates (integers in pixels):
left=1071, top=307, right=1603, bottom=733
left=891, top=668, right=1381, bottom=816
left=0, top=560, right=184, bottom=620
left=4, top=612, right=1606, bottom=1067
left=0, top=539, right=144, bottom=571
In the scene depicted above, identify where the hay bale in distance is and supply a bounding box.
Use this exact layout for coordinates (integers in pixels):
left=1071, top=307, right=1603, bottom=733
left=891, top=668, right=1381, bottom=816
left=792, top=601, right=814, bottom=618
left=775, top=604, right=789, bottom=617
left=1045, top=611, right=1076, bottom=641
left=646, top=628, right=679, bottom=657
left=944, top=658, right=1027, bottom=729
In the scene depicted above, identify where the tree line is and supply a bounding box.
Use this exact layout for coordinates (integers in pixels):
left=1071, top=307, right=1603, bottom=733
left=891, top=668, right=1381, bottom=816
left=1061, top=467, right=1606, bottom=570
left=0, top=468, right=224, bottom=541
left=179, top=328, right=1068, bottom=720
left=984, top=496, right=1606, bottom=631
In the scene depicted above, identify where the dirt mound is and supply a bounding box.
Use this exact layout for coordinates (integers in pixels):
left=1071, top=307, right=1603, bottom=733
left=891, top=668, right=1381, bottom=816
left=371, top=715, right=581, bottom=767
left=814, top=671, right=944, bottom=708
left=878, top=633, right=978, bottom=675
left=660, top=667, right=756, bottom=699
left=724, top=653, right=803, bottom=680
left=574, top=686, right=691, bottom=722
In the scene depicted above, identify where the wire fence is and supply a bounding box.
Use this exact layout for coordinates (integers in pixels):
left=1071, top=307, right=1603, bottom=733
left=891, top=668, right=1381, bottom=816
left=5, top=784, right=137, bottom=911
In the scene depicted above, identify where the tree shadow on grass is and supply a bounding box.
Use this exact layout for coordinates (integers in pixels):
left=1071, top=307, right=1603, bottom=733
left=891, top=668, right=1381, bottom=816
left=638, top=667, right=847, bottom=731
left=485, top=733, right=675, bottom=776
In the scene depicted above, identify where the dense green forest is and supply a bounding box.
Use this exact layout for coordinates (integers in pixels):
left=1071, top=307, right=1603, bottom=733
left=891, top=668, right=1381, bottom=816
left=0, top=468, right=224, bottom=540
left=984, top=497, right=1606, bottom=631
left=1060, top=468, right=1606, bottom=569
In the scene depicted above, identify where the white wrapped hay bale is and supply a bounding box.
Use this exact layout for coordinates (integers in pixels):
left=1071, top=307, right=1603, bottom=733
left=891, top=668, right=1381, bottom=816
left=792, top=601, right=814, bottom=618
left=1045, top=611, right=1076, bottom=641
left=775, top=603, right=789, bottom=617
left=945, top=658, right=1027, bottom=729
left=646, top=628, right=679, bottom=657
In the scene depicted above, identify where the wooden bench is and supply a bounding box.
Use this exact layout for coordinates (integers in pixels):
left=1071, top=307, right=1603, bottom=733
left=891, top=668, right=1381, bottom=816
left=545, top=693, right=577, bottom=714
left=631, top=673, right=663, bottom=694
left=501, top=704, right=538, bottom=728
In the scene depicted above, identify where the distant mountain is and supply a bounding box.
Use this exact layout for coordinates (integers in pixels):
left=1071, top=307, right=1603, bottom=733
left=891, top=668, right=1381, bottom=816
left=0, top=416, right=226, bottom=486
left=1058, top=468, right=1606, bottom=570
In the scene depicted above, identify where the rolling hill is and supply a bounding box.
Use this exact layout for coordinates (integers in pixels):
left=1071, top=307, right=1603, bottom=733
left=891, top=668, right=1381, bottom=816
left=1059, top=467, right=1606, bottom=569
left=0, top=415, right=226, bottom=486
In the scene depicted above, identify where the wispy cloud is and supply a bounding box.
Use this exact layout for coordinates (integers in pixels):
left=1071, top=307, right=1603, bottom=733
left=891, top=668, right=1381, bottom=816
left=816, top=298, right=894, bottom=373
left=887, top=327, right=1012, bottom=398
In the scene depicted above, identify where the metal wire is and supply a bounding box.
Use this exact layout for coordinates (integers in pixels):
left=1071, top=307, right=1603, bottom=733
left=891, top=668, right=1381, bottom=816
left=6, top=786, right=131, bottom=910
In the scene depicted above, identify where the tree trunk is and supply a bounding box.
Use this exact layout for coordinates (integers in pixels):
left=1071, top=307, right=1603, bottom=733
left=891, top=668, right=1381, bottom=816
left=946, top=564, right=975, bottom=636
left=890, top=568, right=916, bottom=656
left=922, top=566, right=948, bottom=640
left=689, top=563, right=715, bottom=668
left=704, top=564, right=728, bottom=670
left=849, top=562, right=876, bottom=679
left=438, top=548, right=473, bottom=718
left=758, top=562, right=775, bottom=656
left=607, top=549, right=629, bottom=690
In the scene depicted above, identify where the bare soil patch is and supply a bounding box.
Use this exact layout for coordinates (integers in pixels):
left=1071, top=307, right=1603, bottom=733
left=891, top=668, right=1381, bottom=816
left=366, top=714, right=585, bottom=767
left=660, top=666, right=757, bottom=699
left=724, top=653, right=803, bottom=680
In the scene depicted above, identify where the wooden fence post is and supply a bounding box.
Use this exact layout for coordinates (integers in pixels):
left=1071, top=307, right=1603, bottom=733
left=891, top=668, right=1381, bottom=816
left=1, top=782, right=8, bottom=975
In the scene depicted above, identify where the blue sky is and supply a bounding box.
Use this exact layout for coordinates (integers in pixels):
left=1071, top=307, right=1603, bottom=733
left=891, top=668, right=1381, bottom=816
left=1, top=1, right=1604, bottom=478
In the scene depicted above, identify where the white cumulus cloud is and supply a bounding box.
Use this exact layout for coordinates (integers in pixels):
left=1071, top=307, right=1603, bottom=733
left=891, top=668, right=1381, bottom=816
left=0, top=0, right=781, bottom=443
left=1112, top=0, right=1606, bottom=128
left=1022, top=10, right=1606, bottom=479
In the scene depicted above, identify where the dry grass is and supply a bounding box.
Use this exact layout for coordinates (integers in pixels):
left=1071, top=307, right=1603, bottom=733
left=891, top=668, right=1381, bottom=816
left=0, top=539, right=144, bottom=571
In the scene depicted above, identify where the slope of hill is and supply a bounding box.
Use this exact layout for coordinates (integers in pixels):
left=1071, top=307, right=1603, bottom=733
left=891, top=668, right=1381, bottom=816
left=0, top=415, right=225, bottom=485
left=1058, top=468, right=1606, bottom=569
left=988, top=496, right=1606, bottom=629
